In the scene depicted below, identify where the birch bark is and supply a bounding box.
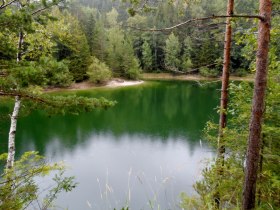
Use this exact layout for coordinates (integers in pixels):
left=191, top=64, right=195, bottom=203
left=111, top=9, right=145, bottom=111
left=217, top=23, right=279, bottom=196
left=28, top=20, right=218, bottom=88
left=6, top=23, right=23, bottom=169
left=6, top=96, right=21, bottom=169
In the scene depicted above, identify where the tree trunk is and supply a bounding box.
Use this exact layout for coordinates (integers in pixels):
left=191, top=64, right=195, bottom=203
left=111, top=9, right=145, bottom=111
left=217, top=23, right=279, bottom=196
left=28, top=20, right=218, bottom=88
left=6, top=96, right=21, bottom=169
left=6, top=28, right=23, bottom=169
left=214, top=0, right=234, bottom=208
left=218, top=0, right=234, bottom=162
left=242, top=0, right=272, bottom=209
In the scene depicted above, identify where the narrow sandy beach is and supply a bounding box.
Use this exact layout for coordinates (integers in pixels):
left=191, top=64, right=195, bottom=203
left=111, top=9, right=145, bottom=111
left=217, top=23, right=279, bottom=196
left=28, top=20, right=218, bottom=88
left=106, top=79, right=144, bottom=87
left=45, top=79, right=144, bottom=92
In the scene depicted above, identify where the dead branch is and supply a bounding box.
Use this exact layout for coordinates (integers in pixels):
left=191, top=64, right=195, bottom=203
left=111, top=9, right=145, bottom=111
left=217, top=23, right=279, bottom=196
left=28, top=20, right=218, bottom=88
left=124, top=14, right=264, bottom=31
left=0, top=0, right=17, bottom=9
left=165, top=63, right=219, bottom=74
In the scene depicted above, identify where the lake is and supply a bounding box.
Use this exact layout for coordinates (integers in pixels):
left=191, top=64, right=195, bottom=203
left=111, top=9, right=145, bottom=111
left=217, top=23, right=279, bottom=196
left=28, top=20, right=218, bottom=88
left=0, top=80, right=219, bottom=210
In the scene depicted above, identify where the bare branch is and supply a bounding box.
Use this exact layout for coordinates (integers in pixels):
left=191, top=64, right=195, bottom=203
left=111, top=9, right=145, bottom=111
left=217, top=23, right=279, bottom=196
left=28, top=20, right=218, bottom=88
left=31, top=6, right=51, bottom=16
left=31, top=0, right=63, bottom=16
left=165, top=63, right=219, bottom=74
left=124, top=14, right=264, bottom=31
left=0, top=0, right=17, bottom=9
left=0, top=0, right=5, bottom=8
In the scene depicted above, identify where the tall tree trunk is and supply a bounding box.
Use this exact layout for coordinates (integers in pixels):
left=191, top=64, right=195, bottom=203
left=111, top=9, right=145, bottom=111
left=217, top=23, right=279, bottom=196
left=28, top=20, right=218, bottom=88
left=6, top=96, right=21, bottom=169
left=217, top=0, right=234, bottom=163
left=242, top=0, right=272, bottom=209
left=6, top=30, right=23, bottom=169
left=214, top=0, right=234, bottom=208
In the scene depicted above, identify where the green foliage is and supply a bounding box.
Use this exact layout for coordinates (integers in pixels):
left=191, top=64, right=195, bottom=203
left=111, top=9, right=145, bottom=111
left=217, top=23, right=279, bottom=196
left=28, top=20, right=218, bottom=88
left=182, top=53, right=280, bottom=210
left=181, top=37, right=193, bottom=72
left=105, top=13, right=141, bottom=80
left=87, top=57, right=112, bottom=84
left=182, top=58, right=193, bottom=72
left=164, top=33, right=181, bottom=70
left=48, top=7, right=90, bottom=81
left=199, top=67, right=219, bottom=77
left=0, top=151, right=77, bottom=210
left=125, top=58, right=141, bottom=79
left=232, top=68, right=248, bottom=77
left=141, top=40, right=153, bottom=71
left=9, top=57, right=73, bottom=88
left=22, top=94, right=117, bottom=115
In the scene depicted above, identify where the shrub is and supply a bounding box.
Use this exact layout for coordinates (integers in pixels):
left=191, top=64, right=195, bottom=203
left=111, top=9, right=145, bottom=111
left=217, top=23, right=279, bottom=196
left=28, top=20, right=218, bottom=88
left=87, top=57, right=112, bottom=84
left=0, top=151, right=77, bottom=210
left=233, top=68, right=249, bottom=77
left=199, top=67, right=219, bottom=78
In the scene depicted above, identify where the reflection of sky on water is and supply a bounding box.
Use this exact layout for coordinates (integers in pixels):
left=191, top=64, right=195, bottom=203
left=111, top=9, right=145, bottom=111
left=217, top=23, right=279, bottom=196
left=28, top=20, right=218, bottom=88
left=0, top=81, right=219, bottom=209
left=44, top=133, right=214, bottom=210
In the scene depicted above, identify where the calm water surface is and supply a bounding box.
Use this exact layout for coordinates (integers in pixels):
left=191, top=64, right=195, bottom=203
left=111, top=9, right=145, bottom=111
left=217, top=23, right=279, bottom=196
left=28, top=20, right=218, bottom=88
left=0, top=81, right=219, bottom=210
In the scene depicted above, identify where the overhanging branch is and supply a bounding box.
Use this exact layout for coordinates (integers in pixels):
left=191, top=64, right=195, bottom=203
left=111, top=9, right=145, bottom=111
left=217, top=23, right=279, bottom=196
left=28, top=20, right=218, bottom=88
left=0, top=0, right=17, bottom=9
left=125, top=14, right=264, bottom=31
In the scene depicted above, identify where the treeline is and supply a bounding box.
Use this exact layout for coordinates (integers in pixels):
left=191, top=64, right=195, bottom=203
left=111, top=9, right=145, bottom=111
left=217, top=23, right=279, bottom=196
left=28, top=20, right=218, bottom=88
left=0, top=0, right=259, bottom=88
left=71, top=0, right=258, bottom=78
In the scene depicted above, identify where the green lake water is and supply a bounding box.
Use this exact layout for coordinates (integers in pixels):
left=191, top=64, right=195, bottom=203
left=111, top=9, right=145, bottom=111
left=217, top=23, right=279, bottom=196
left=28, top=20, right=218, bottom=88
left=0, top=80, right=219, bottom=209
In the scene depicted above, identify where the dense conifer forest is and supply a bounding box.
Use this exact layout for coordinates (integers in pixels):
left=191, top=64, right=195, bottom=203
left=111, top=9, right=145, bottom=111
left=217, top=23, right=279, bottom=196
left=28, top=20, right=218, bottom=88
left=0, top=0, right=279, bottom=209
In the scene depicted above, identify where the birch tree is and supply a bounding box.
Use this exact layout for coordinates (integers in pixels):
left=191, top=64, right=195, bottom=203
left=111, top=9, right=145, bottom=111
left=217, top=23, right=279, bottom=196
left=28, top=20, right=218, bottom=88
left=0, top=0, right=115, bottom=170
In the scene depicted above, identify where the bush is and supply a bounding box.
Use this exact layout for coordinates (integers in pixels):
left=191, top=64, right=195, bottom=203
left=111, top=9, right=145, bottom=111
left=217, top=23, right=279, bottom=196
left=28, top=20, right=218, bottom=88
left=87, top=57, right=112, bottom=84
left=233, top=68, right=249, bottom=77
left=39, top=57, right=73, bottom=87
left=0, top=151, right=77, bottom=210
left=199, top=67, right=219, bottom=78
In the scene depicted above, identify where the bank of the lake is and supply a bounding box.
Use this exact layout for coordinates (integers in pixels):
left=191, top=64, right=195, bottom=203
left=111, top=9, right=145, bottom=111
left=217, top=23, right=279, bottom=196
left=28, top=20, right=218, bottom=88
left=45, top=79, right=145, bottom=92
left=44, top=73, right=253, bottom=93
left=142, top=73, right=254, bottom=82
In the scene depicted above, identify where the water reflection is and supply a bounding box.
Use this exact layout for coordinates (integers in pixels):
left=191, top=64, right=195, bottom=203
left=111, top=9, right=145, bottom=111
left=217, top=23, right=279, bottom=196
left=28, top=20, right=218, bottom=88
left=0, top=81, right=219, bottom=209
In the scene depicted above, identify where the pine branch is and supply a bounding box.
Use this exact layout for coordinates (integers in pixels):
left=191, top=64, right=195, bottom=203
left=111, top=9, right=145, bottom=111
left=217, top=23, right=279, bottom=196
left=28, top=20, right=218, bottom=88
left=0, top=90, right=116, bottom=114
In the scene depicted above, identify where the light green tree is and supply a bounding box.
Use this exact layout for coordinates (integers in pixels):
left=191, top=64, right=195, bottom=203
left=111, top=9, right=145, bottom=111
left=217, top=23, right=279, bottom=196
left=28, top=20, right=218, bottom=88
left=142, top=40, right=153, bottom=71
left=164, top=33, right=181, bottom=70
left=181, top=37, right=193, bottom=72
left=105, top=9, right=141, bottom=79
left=87, top=57, right=112, bottom=84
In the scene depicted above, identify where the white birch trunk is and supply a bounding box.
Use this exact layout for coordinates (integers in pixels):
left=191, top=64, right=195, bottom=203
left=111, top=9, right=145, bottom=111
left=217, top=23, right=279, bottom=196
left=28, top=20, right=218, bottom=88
left=6, top=3, right=24, bottom=168
left=6, top=96, right=21, bottom=169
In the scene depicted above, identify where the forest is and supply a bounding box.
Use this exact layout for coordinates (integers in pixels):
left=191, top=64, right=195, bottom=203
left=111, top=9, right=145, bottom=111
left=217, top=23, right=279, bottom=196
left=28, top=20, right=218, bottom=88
left=0, top=0, right=279, bottom=209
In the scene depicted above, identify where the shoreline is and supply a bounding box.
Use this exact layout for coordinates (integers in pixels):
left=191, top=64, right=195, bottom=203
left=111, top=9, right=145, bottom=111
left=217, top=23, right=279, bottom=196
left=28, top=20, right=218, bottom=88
left=142, top=73, right=254, bottom=82
left=44, top=73, right=253, bottom=92
left=44, top=79, right=145, bottom=92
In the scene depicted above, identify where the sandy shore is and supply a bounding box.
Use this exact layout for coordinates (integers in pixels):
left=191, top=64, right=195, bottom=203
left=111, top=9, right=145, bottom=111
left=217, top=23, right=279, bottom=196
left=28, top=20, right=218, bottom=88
left=44, top=73, right=253, bottom=92
left=45, top=79, right=144, bottom=92
left=106, top=79, right=144, bottom=87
